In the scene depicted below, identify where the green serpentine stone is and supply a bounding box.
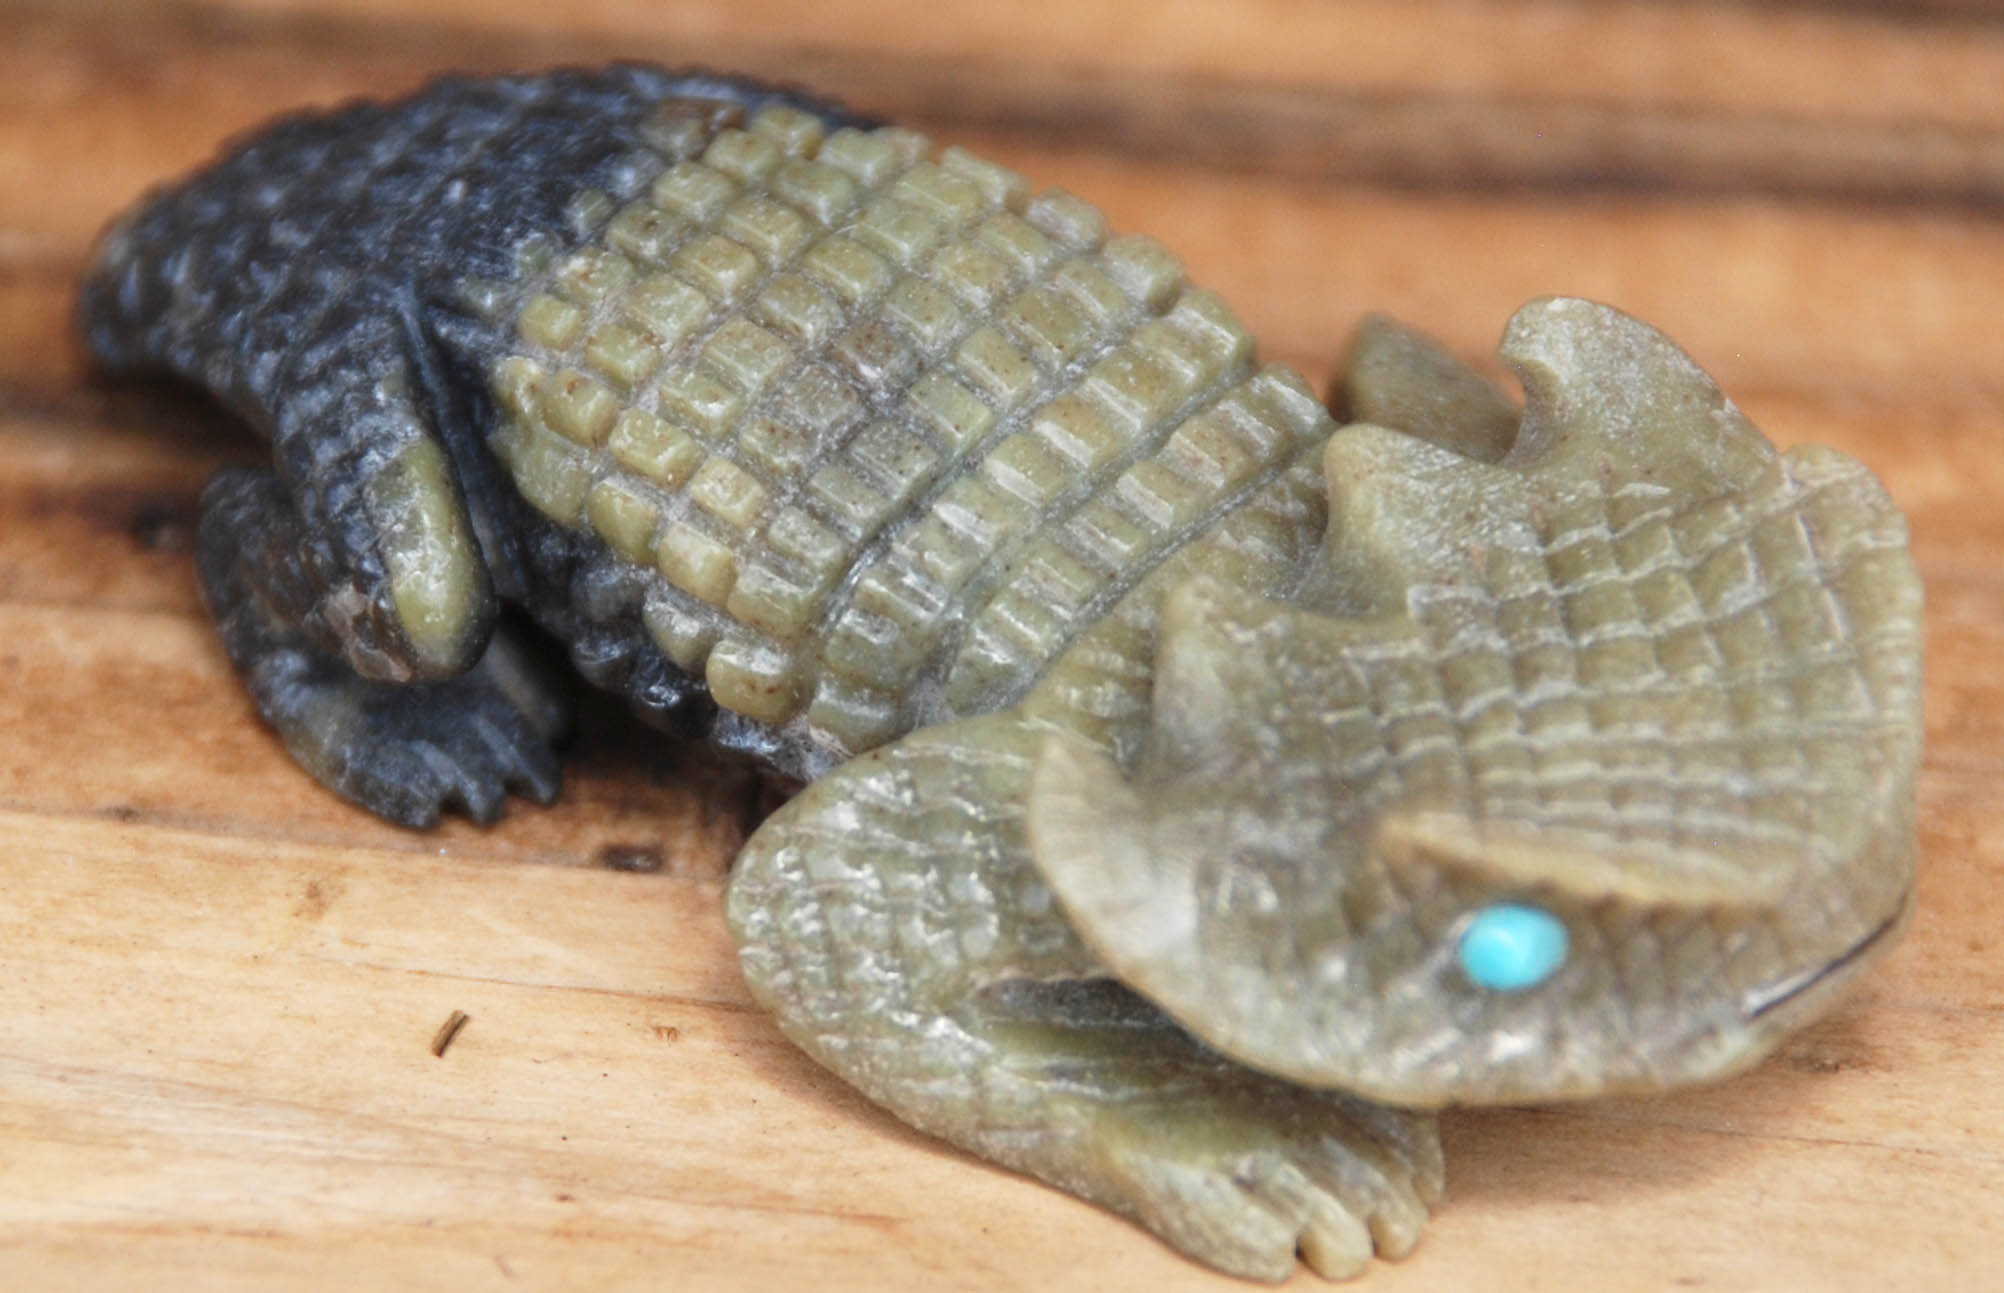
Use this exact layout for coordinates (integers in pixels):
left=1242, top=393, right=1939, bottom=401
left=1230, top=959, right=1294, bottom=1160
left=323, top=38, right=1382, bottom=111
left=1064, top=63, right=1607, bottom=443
left=485, top=106, right=1328, bottom=756
left=727, top=291, right=1921, bottom=1279
left=81, top=74, right=1923, bottom=1283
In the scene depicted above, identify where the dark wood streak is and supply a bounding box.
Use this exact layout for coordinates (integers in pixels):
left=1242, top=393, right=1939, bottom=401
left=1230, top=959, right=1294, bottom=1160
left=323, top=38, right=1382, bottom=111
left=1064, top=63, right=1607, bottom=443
left=9, top=0, right=2003, bottom=210
left=914, top=72, right=2004, bottom=210
left=1642, top=0, right=2004, bottom=23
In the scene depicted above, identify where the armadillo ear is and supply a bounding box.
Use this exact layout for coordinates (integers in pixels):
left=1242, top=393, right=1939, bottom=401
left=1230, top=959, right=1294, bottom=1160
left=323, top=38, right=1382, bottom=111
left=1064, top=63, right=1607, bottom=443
left=1025, top=733, right=1200, bottom=978
left=1339, top=312, right=1520, bottom=464
left=1313, top=423, right=1539, bottom=615
left=1499, top=296, right=1775, bottom=492
left=1375, top=809, right=1794, bottom=910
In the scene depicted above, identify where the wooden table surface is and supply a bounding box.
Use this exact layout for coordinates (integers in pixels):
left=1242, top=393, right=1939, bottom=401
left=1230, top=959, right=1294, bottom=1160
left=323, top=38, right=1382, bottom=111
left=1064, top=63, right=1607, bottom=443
left=3, top=1, right=2001, bottom=1288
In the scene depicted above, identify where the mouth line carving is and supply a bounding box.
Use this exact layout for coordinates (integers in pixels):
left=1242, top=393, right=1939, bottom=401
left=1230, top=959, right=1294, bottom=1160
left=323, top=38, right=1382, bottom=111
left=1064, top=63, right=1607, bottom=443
left=1742, top=900, right=1909, bottom=1022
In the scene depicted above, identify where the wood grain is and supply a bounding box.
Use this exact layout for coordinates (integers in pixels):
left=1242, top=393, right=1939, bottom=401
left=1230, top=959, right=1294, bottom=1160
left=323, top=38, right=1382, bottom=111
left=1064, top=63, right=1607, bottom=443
left=1, top=1, right=2000, bottom=1288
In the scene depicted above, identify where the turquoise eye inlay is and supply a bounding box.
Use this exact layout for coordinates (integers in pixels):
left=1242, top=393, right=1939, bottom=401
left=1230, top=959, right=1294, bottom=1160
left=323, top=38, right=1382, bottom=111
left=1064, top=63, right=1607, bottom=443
left=1457, top=903, right=1569, bottom=992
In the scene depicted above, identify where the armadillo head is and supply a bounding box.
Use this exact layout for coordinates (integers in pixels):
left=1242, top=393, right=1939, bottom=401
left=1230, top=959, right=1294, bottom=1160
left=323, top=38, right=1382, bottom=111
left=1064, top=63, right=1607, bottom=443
left=1027, top=298, right=1922, bottom=1106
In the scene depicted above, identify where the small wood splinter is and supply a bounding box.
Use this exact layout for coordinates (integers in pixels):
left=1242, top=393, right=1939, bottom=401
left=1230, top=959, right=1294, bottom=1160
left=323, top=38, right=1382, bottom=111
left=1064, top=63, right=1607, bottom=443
left=430, top=1010, right=471, bottom=1058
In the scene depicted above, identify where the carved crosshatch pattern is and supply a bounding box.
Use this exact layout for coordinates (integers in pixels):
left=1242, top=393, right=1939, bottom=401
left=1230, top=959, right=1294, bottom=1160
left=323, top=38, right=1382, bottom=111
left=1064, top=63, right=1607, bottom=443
left=491, top=106, right=1330, bottom=750
left=4, top=0, right=2000, bottom=1289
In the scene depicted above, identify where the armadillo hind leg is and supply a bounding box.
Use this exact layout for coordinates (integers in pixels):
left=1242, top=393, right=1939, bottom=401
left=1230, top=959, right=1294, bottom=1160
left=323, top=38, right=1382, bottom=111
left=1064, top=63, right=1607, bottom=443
left=727, top=712, right=1442, bottom=1283
left=79, top=68, right=878, bottom=784
left=197, top=466, right=566, bottom=827
left=82, top=159, right=506, bottom=685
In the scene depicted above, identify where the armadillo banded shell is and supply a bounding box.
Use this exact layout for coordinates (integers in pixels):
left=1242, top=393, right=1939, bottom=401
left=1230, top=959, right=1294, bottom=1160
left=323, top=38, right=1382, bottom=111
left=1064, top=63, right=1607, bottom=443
left=487, top=103, right=1334, bottom=755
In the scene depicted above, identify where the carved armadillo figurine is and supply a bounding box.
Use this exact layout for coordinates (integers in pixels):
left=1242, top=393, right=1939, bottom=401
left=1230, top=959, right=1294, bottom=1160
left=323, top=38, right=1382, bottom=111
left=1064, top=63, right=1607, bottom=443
left=80, top=66, right=1922, bottom=1281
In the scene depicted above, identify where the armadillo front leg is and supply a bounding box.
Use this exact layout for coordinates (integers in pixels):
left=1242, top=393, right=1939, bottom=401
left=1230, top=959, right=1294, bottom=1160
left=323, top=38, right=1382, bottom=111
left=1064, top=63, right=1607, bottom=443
left=197, top=465, right=565, bottom=827
left=727, top=713, right=1441, bottom=1282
